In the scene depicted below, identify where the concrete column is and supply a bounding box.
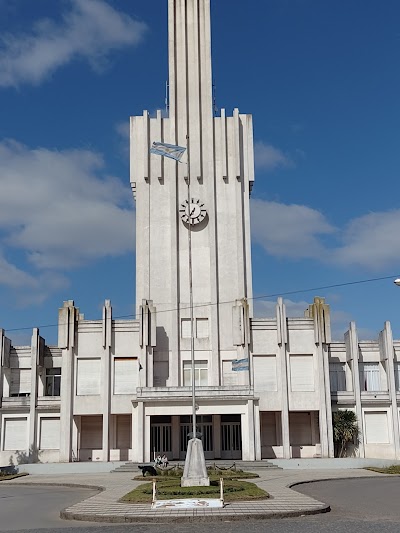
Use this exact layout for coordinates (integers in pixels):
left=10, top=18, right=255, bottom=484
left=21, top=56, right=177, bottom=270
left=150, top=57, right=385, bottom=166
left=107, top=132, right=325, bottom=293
left=59, top=301, right=77, bottom=462
left=132, top=401, right=144, bottom=462
left=109, top=415, right=117, bottom=451
left=29, top=329, right=40, bottom=459
left=102, top=301, right=112, bottom=462
left=276, top=299, right=290, bottom=458
left=280, top=344, right=290, bottom=458
left=144, top=414, right=151, bottom=462
left=346, top=322, right=365, bottom=457
left=247, top=399, right=256, bottom=460
left=317, top=342, right=329, bottom=458
left=380, top=322, right=400, bottom=459
left=241, top=412, right=249, bottom=460
left=323, top=344, right=335, bottom=457
left=72, top=417, right=80, bottom=461
left=254, top=402, right=261, bottom=461
left=172, top=415, right=180, bottom=460
left=213, top=414, right=221, bottom=459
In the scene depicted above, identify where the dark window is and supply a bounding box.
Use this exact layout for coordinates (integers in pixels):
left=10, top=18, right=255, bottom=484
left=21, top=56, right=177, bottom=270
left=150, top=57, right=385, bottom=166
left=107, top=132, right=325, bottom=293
left=45, top=368, right=61, bottom=396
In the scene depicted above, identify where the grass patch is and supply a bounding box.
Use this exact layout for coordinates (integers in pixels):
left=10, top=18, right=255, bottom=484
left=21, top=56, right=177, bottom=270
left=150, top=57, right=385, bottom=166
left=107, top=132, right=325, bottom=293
left=133, top=465, right=259, bottom=481
left=121, top=478, right=268, bottom=503
left=0, top=473, right=28, bottom=481
left=365, top=465, right=400, bottom=475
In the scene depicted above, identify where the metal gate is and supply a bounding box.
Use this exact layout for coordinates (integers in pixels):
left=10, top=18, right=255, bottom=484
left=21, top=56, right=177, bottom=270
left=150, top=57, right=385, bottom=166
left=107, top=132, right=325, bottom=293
left=180, top=418, right=213, bottom=459
left=150, top=423, right=172, bottom=458
left=221, top=422, right=242, bottom=459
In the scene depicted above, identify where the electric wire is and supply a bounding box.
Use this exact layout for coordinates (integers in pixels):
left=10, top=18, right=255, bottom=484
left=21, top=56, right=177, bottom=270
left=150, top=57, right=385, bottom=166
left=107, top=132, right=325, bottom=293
left=4, top=274, right=398, bottom=335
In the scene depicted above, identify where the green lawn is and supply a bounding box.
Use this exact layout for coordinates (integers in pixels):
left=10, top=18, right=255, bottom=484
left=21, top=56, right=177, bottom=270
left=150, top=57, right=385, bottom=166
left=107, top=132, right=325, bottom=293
left=121, top=477, right=268, bottom=503
left=366, top=465, right=400, bottom=475
left=0, top=473, right=28, bottom=481
left=133, top=466, right=259, bottom=481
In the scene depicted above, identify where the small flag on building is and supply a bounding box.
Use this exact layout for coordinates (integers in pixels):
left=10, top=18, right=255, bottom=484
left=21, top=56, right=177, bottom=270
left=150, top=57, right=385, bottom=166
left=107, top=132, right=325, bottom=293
left=150, top=141, right=186, bottom=162
left=232, top=358, right=249, bottom=372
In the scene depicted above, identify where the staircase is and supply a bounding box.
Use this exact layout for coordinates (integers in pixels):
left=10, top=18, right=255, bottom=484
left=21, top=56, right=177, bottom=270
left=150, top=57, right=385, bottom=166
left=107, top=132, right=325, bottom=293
left=111, top=459, right=281, bottom=473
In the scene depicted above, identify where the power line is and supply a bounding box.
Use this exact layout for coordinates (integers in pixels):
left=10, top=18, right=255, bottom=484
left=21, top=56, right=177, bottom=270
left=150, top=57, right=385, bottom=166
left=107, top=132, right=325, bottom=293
left=4, top=274, right=399, bottom=334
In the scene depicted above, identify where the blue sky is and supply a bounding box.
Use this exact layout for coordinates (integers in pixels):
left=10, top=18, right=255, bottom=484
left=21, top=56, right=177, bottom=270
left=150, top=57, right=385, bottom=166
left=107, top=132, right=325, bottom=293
left=1, top=0, right=400, bottom=345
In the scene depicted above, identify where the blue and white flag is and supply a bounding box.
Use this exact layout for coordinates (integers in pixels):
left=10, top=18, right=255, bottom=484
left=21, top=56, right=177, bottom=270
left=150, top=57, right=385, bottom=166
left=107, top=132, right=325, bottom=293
left=232, top=358, right=249, bottom=372
left=150, top=142, right=186, bottom=162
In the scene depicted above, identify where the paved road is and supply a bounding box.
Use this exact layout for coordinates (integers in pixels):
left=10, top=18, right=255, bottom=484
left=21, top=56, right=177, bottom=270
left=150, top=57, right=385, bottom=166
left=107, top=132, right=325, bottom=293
left=0, top=477, right=399, bottom=532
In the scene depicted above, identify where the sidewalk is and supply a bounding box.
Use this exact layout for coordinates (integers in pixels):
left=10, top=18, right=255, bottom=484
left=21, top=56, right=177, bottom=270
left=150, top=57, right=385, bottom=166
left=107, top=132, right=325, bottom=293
left=5, top=468, right=386, bottom=523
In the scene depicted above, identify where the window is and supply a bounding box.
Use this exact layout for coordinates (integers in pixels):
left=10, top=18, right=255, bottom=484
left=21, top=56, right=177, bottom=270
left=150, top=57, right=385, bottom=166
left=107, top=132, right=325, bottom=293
left=3, top=418, right=27, bottom=450
left=196, top=318, right=209, bottom=338
left=359, top=362, right=380, bottom=392
left=329, top=363, right=347, bottom=392
left=290, top=355, right=314, bottom=392
left=45, top=368, right=61, bottom=396
left=113, top=358, right=138, bottom=395
left=253, top=355, right=277, bottom=391
left=183, top=361, right=208, bottom=386
left=181, top=319, right=191, bottom=338
left=395, top=363, right=400, bottom=391
left=76, top=358, right=101, bottom=396
left=364, top=412, right=389, bottom=444
left=222, top=360, right=237, bottom=386
left=39, top=418, right=60, bottom=449
left=10, top=369, right=30, bottom=397
left=182, top=318, right=209, bottom=339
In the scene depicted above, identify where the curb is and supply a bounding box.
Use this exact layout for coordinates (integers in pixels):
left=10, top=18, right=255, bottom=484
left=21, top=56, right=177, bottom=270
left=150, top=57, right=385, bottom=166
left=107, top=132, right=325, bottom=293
left=0, top=481, right=104, bottom=492
left=60, top=505, right=331, bottom=523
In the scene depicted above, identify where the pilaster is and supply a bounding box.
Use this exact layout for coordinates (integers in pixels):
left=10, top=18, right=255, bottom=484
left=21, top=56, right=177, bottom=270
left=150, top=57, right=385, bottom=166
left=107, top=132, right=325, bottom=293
left=102, top=300, right=112, bottom=462
left=346, top=322, right=365, bottom=457
left=29, top=329, right=41, bottom=457
left=277, top=298, right=290, bottom=458
left=58, top=300, right=78, bottom=462
left=379, top=322, right=400, bottom=458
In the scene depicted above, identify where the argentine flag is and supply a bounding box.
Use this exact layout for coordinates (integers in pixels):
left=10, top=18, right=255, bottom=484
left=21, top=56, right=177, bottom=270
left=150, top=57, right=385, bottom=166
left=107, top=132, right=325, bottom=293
left=150, top=142, right=186, bottom=162
left=232, top=358, right=249, bottom=372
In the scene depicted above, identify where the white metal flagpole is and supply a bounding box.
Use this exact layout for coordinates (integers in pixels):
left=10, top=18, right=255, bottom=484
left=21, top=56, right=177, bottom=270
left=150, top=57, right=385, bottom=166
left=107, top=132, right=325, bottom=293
left=186, top=134, right=197, bottom=444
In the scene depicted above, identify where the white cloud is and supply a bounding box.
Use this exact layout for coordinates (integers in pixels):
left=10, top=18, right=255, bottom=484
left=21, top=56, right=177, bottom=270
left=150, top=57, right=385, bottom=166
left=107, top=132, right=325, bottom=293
left=0, top=139, right=135, bottom=278
left=335, top=210, right=400, bottom=270
left=250, top=198, right=400, bottom=272
left=254, top=141, right=292, bottom=172
left=115, top=120, right=129, bottom=141
left=0, top=253, right=37, bottom=289
left=115, top=120, right=130, bottom=158
left=251, top=198, right=335, bottom=258
left=0, top=0, right=147, bottom=87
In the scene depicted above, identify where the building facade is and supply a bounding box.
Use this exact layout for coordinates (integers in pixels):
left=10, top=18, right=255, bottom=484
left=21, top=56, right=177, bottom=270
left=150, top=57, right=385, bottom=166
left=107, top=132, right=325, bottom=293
left=1, top=0, right=400, bottom=465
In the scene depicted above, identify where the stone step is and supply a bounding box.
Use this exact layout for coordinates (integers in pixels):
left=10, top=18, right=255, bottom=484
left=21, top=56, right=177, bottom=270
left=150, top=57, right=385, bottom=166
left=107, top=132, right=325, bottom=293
left=111, top=460, right=281, bottom=473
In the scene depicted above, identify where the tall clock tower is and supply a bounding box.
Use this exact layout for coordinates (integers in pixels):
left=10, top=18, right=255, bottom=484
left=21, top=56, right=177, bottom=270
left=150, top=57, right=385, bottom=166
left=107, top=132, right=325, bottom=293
left=130, top=0, right=255, bottom=390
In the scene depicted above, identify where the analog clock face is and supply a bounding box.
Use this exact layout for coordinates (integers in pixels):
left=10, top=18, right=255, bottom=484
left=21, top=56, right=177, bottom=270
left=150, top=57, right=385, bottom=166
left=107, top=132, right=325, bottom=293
left=179, top=198, right=207, bottom=225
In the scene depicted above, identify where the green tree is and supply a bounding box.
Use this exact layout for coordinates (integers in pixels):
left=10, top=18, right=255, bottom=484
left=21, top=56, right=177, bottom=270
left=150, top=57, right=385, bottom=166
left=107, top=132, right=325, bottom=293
left=333, top=410, right=360, bottom=458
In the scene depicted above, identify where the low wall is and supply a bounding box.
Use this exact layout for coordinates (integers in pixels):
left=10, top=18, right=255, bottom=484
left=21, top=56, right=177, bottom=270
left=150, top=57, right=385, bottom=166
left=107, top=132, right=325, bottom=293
left=14, top=461, right=126, bottom=475
left=269, top=458, right=400, bottom=469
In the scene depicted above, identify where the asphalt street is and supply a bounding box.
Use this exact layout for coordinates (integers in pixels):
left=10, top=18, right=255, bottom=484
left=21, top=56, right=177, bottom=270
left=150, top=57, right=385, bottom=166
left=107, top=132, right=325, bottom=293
left=0, top=477, right=398, bottom=533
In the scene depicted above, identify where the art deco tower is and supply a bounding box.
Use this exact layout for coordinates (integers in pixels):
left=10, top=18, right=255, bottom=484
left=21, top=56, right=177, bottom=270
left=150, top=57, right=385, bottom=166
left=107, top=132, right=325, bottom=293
left=130, top=0, right=255, bottom=389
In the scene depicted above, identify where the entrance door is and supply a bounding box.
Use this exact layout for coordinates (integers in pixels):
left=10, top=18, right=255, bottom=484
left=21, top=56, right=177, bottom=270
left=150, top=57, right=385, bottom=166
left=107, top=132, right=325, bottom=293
left=221, top=415, right=242, bottom=460
left=150, top=416, right=172, bottom=459
left=179, top=415, right=214, bottom=459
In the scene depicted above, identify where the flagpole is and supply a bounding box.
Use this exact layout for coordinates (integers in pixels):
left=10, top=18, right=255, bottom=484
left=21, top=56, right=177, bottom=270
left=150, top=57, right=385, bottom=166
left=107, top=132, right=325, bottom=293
left=186, top=134, right=197, bottom=445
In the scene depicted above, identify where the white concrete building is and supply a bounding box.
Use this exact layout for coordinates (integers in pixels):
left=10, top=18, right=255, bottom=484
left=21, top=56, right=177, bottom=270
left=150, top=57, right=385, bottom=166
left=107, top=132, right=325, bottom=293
left=1, top=0, right=400, bottom=465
